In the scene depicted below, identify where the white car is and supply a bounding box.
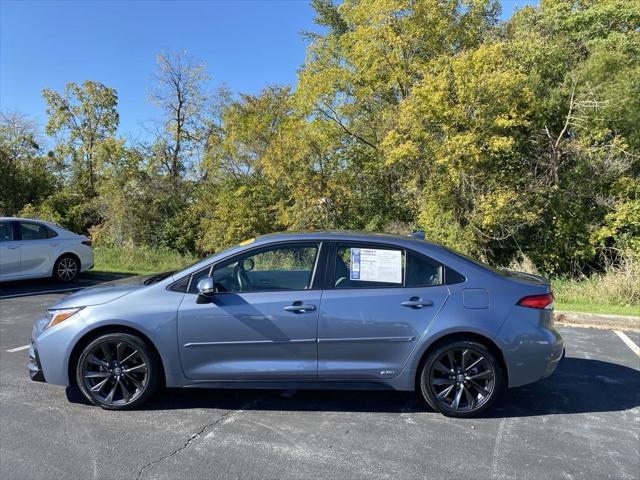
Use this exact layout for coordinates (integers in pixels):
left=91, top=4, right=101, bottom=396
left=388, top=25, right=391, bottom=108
left=0, top=217, right=93, bottom=283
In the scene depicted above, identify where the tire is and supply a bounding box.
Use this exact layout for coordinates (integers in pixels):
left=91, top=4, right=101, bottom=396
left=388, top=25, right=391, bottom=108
left=418, top=340, right=504, bottom=418
left=53, top=254, right=79, bottom=282
left=75, top=333, right=160, bottom=410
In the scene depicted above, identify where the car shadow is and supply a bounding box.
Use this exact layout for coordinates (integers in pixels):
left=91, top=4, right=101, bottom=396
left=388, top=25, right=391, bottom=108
left=65, top=357, right=639, bottom=417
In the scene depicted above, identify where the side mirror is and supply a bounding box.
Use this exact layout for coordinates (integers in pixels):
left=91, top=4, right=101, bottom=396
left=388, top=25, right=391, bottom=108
left=242, top=258, right=255, bottom=272
left=196, top=277, right=216, bottom=303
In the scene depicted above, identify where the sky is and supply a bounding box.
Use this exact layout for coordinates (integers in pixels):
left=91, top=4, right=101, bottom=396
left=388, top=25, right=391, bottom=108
left=0, top=0, right=535, bottom=141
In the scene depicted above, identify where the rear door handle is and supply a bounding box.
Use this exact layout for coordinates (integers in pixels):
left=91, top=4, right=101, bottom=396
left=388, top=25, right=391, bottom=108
left=284, top=301, right=317, bottom=313
left=401, top=297, right=433, bottom=309
left=7, top=246, right=19, bottom=250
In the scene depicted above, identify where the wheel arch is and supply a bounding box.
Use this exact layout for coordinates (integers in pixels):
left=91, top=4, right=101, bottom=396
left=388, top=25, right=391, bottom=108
left=67, top=324, right=166, bottom=387
left=413, top=331, right=508, bottom=390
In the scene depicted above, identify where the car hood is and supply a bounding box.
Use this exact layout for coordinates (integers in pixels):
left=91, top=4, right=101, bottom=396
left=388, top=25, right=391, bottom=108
left=50, top=274, right=161, bottom=308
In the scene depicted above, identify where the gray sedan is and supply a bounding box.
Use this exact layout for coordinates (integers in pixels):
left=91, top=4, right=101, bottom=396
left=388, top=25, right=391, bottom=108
left=29, top=231, right=564, bottom=417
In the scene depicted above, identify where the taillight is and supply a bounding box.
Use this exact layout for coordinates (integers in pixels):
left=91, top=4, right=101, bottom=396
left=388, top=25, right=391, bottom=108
left=81, top=240, right=92, bottom=247
left=517, top=293, right=554, bottom=309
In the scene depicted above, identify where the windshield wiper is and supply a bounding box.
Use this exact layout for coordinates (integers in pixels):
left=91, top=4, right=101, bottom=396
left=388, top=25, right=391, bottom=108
left=144, top=271, right=175, bottom=285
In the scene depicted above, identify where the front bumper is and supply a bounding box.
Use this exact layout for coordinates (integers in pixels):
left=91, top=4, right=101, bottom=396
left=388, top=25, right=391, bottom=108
left=29, top=314, right=86, bottom=386
left=28, top=343, right=45, bottom=382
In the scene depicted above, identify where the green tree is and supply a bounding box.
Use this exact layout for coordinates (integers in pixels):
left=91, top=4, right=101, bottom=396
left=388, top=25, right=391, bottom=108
left=43, top=80, right=119, bottom=196
left=0, top=111, right=57, bottom=215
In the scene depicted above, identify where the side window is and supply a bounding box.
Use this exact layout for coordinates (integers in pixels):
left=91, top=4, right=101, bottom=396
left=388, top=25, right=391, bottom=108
left=19, top=222, right=50, bottom=241
left=445, top=267, right=466, bottom=285
left=46, top=227, right=58, bottom=239
left=209, top=243, right=319, bottom=293
left=0, top=222, right=13, bottom=242
left=405, top=252, right=443, bottom=287
left=334, top=243, right=404, bottom=289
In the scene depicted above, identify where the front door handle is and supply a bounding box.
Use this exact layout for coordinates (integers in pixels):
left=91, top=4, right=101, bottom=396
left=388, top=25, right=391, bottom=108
left=401, top=297, right=433, bottom=309
left=284, top=301, right=316, bottom=313
left=7, top=246, right=19, bottom=250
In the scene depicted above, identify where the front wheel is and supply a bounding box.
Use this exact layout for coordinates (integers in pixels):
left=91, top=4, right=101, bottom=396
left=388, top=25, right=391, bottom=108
left=419, top=340, right=504, bottom=418
left=75, top=333, right=160, bottom=410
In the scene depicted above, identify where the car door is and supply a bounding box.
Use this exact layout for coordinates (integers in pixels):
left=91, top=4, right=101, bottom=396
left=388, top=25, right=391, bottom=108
left=0, top=221, right=21, bottom=280
left=17, top=222, right=59, bottom=278
left=177, top=241, right=325, bottom=380
left=318, top=242, right=449, bottom=379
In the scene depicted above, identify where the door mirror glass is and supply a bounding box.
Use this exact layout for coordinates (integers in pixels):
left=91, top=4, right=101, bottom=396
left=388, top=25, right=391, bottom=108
left=241, top=258, right=255, bottom=272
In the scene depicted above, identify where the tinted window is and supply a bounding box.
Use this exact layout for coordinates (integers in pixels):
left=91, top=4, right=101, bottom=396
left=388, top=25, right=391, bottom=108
left=445, top=267, right=466, bottom=285
left=333, top=244, right=445, bottom=289
left=205, top=243, right=319, bottom=293
left=0, top=222, right=13, bottom=242
left=19, top=222, right=52, bottom=240
left=333, top=243, right=404, bottom=289
left=405, top=252, right=443, bottom=287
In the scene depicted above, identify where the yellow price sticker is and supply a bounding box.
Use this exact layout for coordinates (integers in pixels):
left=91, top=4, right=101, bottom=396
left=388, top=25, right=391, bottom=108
left=239, top=237, right=255, bottom=246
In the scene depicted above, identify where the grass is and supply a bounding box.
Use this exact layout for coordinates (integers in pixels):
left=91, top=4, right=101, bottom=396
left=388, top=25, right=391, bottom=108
left=512, top=254, right=640, bottom=317
left=92, top=245, right=200, bottom=276
left=553, top=277, right=640, bottom=317
left=91, top=245, right=640, bottom=317
left=553, top=299, right=640, bottom=317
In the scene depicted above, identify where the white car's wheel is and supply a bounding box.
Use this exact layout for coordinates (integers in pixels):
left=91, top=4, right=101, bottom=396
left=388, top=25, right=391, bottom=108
left=53, top=254, right=79, bottom=282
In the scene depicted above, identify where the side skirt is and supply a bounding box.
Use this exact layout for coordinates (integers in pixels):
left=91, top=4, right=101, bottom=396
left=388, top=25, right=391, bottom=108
left=178, top=370, right=417, bottom=392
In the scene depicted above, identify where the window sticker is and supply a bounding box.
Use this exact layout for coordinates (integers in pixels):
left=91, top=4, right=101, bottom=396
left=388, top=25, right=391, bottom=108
left=350, top=248, right=402, bottom=284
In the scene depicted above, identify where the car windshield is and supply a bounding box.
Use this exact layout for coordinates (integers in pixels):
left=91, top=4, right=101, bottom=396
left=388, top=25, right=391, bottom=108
left=439, top=246, right=503, bottom=275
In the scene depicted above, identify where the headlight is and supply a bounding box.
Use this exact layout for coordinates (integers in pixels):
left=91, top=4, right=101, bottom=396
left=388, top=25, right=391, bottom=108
left=46, top=307, right=84, bottom=329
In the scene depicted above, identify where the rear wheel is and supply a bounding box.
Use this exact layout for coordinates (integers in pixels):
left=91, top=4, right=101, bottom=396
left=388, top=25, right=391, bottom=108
left=419, top=340, right=503, bottom=418
left=53, top=254, right=79, bottom=282
left=75, top=333, right=160, bottom=410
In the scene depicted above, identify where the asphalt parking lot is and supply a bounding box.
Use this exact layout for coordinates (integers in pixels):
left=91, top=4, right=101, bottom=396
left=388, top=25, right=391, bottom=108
left=0, top=282, right=638, bottom=480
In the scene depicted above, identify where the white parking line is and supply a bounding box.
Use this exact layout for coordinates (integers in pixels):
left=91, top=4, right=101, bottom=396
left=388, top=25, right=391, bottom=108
left=6, top=345, right=30, bottom=353
left=614, top=330, right=640, bottom=358
left=0, top=286, right=85, bottom=300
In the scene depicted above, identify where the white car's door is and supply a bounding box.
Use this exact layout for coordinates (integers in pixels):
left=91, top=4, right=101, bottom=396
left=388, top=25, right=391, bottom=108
left=17, top=222, right=60, bottom=279
left=0, top=221, right=21, bottom=280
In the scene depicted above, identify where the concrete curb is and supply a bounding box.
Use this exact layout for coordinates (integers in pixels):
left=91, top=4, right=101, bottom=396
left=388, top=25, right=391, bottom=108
left=555, top=310, right=640, bottom=332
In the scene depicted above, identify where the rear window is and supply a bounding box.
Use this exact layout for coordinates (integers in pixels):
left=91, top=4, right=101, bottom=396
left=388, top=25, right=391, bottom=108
left=440, top=246, right=501, bottom=275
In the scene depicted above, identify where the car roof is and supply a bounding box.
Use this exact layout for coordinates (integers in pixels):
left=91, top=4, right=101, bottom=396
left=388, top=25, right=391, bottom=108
left=253, top=230, right=436, bottom=248
left=0, top=217, right=62, bottom=228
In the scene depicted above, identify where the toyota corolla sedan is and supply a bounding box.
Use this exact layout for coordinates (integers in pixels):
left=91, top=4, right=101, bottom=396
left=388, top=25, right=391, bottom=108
left=29, top=231, right=563, bottom=417
left=0, top=217, right=93, bottom=283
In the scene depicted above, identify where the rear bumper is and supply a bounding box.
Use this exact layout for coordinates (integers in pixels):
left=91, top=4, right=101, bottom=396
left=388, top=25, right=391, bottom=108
left=77, top=247, right=94, bottom=272
left=497, top=307, right=565, bottom=388
left=541, top=342, right=565, bottom=380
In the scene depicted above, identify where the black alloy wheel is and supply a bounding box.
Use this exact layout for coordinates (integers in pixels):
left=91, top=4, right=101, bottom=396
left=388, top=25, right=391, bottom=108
left=76, top=333, right=160, bottom=410
left=419, top=340, right=503, bottom=417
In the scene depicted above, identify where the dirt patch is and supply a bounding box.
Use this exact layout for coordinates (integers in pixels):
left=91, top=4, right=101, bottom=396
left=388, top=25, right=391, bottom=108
left=555, top=311, right=640, bottom=332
